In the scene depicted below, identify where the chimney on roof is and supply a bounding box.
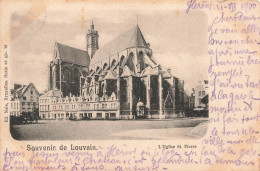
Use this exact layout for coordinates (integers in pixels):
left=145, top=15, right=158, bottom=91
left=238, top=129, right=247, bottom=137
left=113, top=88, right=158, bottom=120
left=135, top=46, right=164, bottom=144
left=14, top=84, right=22, bottom=90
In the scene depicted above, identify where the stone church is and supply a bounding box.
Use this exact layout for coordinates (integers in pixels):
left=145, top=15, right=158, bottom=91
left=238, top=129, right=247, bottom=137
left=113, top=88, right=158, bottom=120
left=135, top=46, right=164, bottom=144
left=43, top=22, right=184, bottom=120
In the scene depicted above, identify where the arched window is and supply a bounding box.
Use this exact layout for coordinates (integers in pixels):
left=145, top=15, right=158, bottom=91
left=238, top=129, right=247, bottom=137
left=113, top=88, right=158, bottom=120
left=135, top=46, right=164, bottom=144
left=119, top=56, right=125, bottom=67
left=96, top=66, right=100, bottom=73
left=111, top=59, right=116, bottom=68
left=126, top=52, right=135, bottom=72
left=71, top=68, right=81, bottom=96
left=137, top=51, right=145, bottom=72
left=100, top=83, right=105, bottom=97
left=103, top=63, right=108, bottom=70
left=82, top=71, right=87, bottom=77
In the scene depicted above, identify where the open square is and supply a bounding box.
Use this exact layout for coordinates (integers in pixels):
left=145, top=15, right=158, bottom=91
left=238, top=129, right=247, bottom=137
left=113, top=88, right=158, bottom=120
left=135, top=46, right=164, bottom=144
left=11, top=118, right=208, bottom=140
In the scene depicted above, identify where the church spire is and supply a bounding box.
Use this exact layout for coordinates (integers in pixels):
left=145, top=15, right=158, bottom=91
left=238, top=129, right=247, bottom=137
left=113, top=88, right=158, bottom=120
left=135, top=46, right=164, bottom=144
left=136, top=11, right=139, bottom=26
left=91, top=20, right=94, bottom=29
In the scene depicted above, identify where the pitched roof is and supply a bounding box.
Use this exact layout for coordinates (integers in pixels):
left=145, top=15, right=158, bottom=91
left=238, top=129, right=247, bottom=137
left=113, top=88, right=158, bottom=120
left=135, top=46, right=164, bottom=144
left=98, top=75, right=104, bottom=81
left=104, top=70, right=117, bottom=80
left=12, top=85, right=27, bottom=99
left=121, top=66, right=135, bottom=77
left=56, top=42, right=90, bottom=66
left=12, top=83, right=39, bottom=99
left=162, top=71, right=172, bottom=78
left=90, top=25, right=149, bottom=66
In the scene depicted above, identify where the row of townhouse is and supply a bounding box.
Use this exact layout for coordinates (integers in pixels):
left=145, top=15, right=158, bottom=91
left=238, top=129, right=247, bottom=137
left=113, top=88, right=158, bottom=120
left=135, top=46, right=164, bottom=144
left=39, top=89, right=120, bottom=120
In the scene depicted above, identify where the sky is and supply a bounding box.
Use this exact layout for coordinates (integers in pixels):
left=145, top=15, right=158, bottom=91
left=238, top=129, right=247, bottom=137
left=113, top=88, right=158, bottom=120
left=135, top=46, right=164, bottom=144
left=10, top=2, right=208, bottom=93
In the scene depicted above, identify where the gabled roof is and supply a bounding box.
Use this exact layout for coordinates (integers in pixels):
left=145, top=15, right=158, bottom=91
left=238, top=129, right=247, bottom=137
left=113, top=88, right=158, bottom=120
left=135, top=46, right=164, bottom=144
left=121, top=66, right=135, bottom=77
left=104, top=70, right=117, bottom=80
left=98, top=75, right=104, bottom=81
left=55, top=42, right=90, bottom=66
left=12, top=83, right=40, bottom=99
left=162, top=71, right=172, bottom=78
left=12, top=85, right=27, bottom=99
left=90, top=25, right=149, bottom=66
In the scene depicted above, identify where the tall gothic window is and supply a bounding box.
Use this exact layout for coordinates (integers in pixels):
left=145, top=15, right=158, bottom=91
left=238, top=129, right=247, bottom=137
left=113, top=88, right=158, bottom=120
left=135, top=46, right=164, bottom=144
left=126, top=53, right=134, bottom=72
left=119, top=56, right=125, bottom=67
left=137, top=51, right=145, bottom=73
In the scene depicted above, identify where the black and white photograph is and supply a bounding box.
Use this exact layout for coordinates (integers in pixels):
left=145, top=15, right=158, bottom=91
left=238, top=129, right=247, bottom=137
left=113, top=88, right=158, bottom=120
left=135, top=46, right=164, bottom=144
left=1, top=0, right=260, bottom=170
left=9, top=5, right=209, bottom=140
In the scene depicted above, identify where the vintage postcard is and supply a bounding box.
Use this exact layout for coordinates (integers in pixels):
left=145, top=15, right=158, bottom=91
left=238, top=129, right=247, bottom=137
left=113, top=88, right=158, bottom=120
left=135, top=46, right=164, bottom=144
left=1, top=0, right=259, bottom=170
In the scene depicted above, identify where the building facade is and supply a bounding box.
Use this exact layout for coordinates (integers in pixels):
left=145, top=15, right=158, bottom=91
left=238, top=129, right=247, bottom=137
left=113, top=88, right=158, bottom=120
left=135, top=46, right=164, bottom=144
left=193, top=80, right=208, bottom=109
left=39, top=89, right=62, bottom=119
left=41, top=23, right=185, bottom=120
left=40, top=92, right=119, bottom=120
left=46, top=42, right=90, bottom=97
left=10, top=83, right=40, bottom=117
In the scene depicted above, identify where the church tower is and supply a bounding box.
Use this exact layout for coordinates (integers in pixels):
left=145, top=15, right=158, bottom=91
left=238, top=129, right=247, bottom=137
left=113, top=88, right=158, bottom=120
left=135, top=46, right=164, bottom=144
left=86, top=22, right=99, bottom=59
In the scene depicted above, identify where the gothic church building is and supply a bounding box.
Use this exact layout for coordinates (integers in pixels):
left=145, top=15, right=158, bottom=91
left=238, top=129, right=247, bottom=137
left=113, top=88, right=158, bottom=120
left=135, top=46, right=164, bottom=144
left=42, top=23, right=184, bottom=120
